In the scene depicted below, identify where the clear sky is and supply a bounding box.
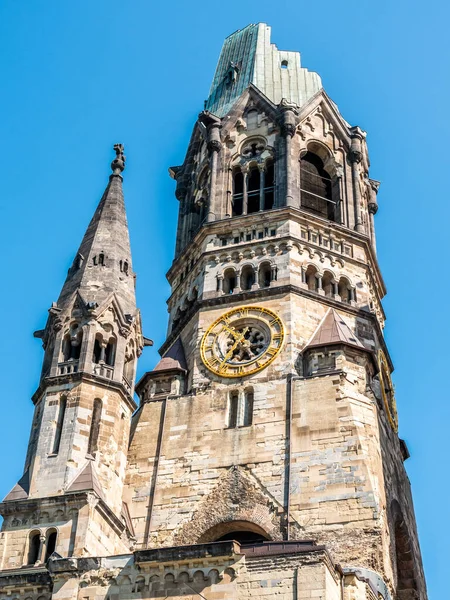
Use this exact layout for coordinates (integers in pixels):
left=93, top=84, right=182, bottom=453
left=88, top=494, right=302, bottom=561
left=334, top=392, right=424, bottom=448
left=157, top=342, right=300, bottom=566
left=0, top=0, right=446, bottom=596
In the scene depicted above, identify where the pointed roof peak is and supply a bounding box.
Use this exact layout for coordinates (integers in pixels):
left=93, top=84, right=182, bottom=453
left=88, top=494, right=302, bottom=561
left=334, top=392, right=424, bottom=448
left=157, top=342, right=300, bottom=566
left=57, top=145, right=136, bottom=314
left=305, top=308, right=367, bottom=352
left=66, top=460, right=105, bottom=501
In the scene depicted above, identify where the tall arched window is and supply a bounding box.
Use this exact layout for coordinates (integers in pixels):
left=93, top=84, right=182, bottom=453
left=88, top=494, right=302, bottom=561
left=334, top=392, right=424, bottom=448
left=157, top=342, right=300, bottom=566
left=52, top=395, right=67, bottom=455
left=45, top=530, right=57, bottom=561
left=241, top=265, right=255, bottom=291
left=338, top=277, right=352, bottom=303
left=247, top=167, right=260, bottom=214
left=228, top=393, right=239, bottom=428
left=305, top=265, right=319, bottom=291
left=264, top=161, right=275, bottom=209
left=259, top=263, right=272, bottom=288
left=322, top=271, right=334, bottom=298
left=223, top=269, right=236, bottom=294
left=300, top=152, right=336, bottom=221
left=87, top=398, right=102, bottom=456
left=243, top=389, right=254, bottom=426
left=232, top=170, right=244, bottom=216
left=27, top=531, right=41, bottom=565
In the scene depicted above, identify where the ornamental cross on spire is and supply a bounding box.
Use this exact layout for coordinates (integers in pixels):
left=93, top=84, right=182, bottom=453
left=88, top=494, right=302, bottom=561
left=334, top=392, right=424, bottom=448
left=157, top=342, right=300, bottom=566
left=111, top=143, right=126, bottom=174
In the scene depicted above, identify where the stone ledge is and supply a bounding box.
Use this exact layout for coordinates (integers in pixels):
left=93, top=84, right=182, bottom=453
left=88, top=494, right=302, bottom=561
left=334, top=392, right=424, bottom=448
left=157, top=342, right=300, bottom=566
left=135, top=540, right=241, bottom=564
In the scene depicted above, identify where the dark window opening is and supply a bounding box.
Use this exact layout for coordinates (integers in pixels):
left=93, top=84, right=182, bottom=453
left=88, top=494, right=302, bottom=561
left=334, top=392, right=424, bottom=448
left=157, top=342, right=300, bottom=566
left=52, top=396, right=67, bottom=454
left=98, top=253, right=105, bottom=266
left=241, top=266, right=255, bottom=291
left=216, top=531, right=267, bottom=544
left=232, top=171, right=244, bottom=216
left=87, top=398, right=102, bottom=456
left=105, top=341, right=115, bottom=366
left=228, top=393, right=239, bottom=428
left=28, top=533, right=40, bottom=565
left=301, top=152, right=336, bottom=221
left=223, top=270, right=236, bottom=294
left=247, top=167, right=260, bottom=214
left=243, top=391, right=254, bottom=426
left=259, top=265, right=272, bottom=288
left=45, top=531, right=57, bottom=561
left=93, top=339, right=102, bottom=364
left=281, top=60, right=288, bottom=69
left=264, top=162, right=275, bottom=210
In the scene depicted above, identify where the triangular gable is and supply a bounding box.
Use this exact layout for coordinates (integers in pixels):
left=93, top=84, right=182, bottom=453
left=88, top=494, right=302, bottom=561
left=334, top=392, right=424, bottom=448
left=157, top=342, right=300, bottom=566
left=297, top=89, right=355, bottom=146
left=304, top=309, right=366, bottom=352
left=219, top=84, right=279, bottom=137
left=3, top=471, right=30, bottom=501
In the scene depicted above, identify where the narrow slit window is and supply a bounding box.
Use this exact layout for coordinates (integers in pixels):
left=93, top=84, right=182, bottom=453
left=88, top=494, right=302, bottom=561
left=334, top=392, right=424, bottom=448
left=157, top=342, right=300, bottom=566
left=52, top=396, right=67, bottom=454
left=228, top=393, right=239, bottom=428
left=243, top=391, right=254, bottom=426
left=87, top=399, right=102, bottom=456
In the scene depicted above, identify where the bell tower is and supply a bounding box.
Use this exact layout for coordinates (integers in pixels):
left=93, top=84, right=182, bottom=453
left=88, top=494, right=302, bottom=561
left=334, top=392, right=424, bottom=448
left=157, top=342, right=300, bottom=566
left=0, top=145, right=148, bottom=568
left=126, top=24, right=427, bottom=599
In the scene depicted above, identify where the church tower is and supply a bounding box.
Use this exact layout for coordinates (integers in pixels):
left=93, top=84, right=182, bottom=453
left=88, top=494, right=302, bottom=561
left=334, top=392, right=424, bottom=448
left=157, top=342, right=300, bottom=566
left=0, top=145, right=147, bottom=567
left=0, top=23, right=427, bottom=600
left=125, top=23, right=427, bottom=599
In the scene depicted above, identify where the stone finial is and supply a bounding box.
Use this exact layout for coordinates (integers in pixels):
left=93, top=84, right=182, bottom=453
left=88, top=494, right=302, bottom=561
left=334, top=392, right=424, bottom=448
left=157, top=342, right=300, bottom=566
left=111, top=143, right=126, bottom=175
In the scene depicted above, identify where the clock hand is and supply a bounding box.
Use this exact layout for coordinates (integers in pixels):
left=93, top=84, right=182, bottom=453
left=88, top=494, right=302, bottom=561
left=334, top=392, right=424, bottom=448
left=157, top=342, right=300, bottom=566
left=221, top=324, right=240, bottom=340
left=219, top=327, right=248, bottom=371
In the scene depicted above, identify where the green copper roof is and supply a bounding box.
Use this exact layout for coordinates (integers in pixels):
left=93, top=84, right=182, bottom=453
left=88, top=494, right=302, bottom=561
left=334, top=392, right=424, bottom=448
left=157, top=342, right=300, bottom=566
left=205, top=23, right=322, bottom=118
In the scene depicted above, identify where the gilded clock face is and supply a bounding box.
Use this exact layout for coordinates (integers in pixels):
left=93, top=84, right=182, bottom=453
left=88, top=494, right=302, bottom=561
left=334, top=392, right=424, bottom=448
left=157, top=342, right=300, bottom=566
left=378, top=349, right=398, bottom=432
left=200, top=306, right=284, bottom=378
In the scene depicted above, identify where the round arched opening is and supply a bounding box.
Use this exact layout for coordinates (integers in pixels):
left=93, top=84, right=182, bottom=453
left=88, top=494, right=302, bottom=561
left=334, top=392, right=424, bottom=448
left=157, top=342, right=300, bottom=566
left=200, top=520, right=270, bottom=544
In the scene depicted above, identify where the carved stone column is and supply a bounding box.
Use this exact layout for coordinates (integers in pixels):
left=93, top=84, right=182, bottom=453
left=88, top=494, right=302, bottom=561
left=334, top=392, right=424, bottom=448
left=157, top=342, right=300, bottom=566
left=279, top=101, right=298, bottom=208
left=368, top=179, right=380, bottom=254
left=259, top=164, right=265, bottom=211
left=207, top=122, right=221, bottom=222
left=242, top=166, right=249, bottom=215
left=350, top=131, right=364, bottom=233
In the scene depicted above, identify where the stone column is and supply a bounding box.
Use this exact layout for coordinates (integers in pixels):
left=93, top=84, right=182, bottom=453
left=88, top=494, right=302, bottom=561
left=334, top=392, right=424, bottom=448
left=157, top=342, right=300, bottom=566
left=316, top=273, right=324, bottom=295
left=279, top=101, right=298, bottom=207
left=37, top=534, right=46, bottom=565
left=207, top=122, right=221, bottom=222
left=242, top=167, right=248, bottom=215
left=217, top=275, right=223, bottom=294
left=350, top=131, right=364, bottom=233
left=332, top=280, right=339, bottom=299
left=368, top=179, right=380, bottom=254
left=235, top=272, right=241, bottom=293
left=259, top=164, right=265, bottom=211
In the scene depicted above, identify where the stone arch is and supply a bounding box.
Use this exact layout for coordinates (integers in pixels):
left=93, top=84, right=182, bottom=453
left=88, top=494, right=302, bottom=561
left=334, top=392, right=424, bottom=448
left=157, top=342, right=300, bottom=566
left=172, top=466, right=283, bottom=545
left=199, top=520, right=270, bottom=543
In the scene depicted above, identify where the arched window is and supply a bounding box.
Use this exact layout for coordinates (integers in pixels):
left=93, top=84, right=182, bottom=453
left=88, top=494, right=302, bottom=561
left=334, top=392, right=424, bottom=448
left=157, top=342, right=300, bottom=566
left=264, top=161, right=275, bottom=210
left=223, top=269, right=236, bottom=294
left=232, top=170, right=244, bottom=216
left=62, top=325, right=82, bottom=362
left=259, top=263, right=272, bottom=288
left=243, top=389, right=254, bottom=426
left=300, top=152, right=336, bottom=221
left=98, top=253, right=105, bottom=266
left=241, top=265, right=255, bottom=291
left=322, top=271, right=334, bottom=298
left=305, top=265, right=319, bottom=291
left=87, top=398, right=102, bottom=456
left=247, top=167, right=260, bottom=214
left=52, top=395, right=67, bottom=454
left=45, top=530, right=57, bottom=561
left=93, top=336, right=102, bottom=364
left=228, top=392, right=239, bottom=428
left=105, top=338, right=116, bottom=366
left=338, top=277, right=352, bottom=303
left=27, top=531, right=41, bottom=565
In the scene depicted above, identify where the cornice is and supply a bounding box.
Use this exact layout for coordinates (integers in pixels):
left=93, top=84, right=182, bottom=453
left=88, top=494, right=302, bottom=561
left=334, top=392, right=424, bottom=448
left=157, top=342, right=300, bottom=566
left=31, top=371, right=137, bottom=412
left=168, top=207, right=386, bottom=302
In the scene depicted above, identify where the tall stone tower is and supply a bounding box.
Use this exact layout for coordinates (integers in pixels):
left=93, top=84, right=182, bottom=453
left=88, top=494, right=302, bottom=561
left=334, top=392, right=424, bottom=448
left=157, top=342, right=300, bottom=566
left=0, top=145, right=147, bottom=568
left=0, top=23, right=426, bottom=600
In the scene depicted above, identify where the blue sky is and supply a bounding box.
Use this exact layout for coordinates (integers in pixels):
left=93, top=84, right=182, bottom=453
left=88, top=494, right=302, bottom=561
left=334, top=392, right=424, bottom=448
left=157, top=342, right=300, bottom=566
left=0, top=0, right=447, bottom=596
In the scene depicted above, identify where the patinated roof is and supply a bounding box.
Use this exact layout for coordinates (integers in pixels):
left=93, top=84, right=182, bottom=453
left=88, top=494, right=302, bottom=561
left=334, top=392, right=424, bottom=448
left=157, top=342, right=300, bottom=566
left=205, top=23, right=322, bottom=118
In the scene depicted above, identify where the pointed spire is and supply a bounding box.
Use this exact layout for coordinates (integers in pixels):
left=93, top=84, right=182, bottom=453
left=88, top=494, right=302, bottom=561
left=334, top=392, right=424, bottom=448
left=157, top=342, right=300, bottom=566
left=57, top=144, right=136, bottom=314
